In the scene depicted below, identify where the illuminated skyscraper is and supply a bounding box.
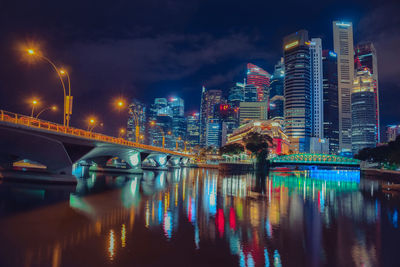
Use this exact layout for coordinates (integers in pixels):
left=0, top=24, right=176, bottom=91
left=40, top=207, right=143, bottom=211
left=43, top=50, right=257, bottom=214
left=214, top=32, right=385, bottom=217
left=186, top=113, right=200, bottom=148
left=246, top=63, right=271, bottom=102
left=351, top=69, right=377, bottom=154
left=322, top=50, right=339, bottom=154
left=283, top=30, right=312, bottom=152
left=386, top=125, right=400, bottom=142
left=355, top=42, right=380, bottom=142
left=310, top=38, right=323, bottom=138
left=199, top=87, right=222, bottom=147
left=269, top=58, right=285, bottom=120
left=333, top=21, right=354, bottom=152
left=127, top=99, right=146, bottom=143
left=169, top=97, right=184, bottom=117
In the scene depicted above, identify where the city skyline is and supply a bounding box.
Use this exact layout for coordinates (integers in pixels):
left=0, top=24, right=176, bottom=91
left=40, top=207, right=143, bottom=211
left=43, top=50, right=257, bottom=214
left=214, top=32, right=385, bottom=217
left=0, top=0, right=399, bottom=135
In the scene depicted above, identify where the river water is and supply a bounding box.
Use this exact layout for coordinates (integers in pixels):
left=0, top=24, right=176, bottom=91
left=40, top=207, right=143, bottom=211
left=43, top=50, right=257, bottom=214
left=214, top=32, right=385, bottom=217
left=0, top=168, right=399, bottom=267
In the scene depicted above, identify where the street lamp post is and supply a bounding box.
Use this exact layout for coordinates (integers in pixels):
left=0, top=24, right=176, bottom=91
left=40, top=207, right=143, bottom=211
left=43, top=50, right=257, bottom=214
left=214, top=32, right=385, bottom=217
left=30, top=99, right=38, bottom=117
left=115, top=100, right=141, bottom=143
left=150, top=121, right=166, bottom=148
left=36, top=105, right=57, bottom=119
left=118, top=128, right=126, bottom=138
left=176, top=136, right=182, bottom=151
left=60, top=69, right=72, bottom=127
left=87, top=118, right=102, bottom=132
left=26, top=49, right=72, bottom=127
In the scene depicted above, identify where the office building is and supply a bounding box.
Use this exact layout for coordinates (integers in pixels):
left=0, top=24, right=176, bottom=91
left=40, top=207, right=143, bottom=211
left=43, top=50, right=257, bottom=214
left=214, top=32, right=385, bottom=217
left=310, top=38, right=323, bottom=138
left=206, top=119, right=222, bottom=148
left=239, top=102, right=268, bottom=125
left=283, top=30, right=312, bottom=152
left=127, top=99, right=146, bottom=143
left=169, top=97, right=184, bottom=117
left=269, top=58, right=285, bottom=120
left=228, top=82, right=245, bottom=109
left=243, top=84, right=258, bottom=102
left=186, top=113, right=200, bottom=148
left=355, top=42, right=380, bottom=142
left=333, top=21, right=354, bottom=152
left=351, top=69, right=377, bottom=154
left=200, top=87, right=223, bottom=146
left=247, top=63, right=271, bottom=102
left=322, top=50, right=339, bottom=154
left=386, top=125, right=400, bottom=142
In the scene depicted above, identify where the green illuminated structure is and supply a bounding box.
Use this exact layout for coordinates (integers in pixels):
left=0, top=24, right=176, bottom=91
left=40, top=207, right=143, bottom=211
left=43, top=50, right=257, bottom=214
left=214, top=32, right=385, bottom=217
left=270, top=153, right=360, bottom=166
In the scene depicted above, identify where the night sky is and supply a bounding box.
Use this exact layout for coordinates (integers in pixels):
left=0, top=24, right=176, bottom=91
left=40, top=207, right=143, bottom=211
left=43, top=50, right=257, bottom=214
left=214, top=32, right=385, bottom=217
left=0, top=0, right=399, bottom=136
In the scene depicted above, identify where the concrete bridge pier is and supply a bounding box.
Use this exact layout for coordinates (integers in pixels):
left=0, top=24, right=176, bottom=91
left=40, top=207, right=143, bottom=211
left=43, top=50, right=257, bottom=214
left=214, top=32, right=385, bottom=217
left=168, top=156, right=182, bottom=168
left=142, top=153, right=169, bottom=170
left=80, top=145, right=142, bottom=174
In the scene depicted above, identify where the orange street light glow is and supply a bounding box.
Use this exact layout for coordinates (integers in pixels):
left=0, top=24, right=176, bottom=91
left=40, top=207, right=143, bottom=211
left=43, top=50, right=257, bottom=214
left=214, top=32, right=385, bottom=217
left=27, top=49, right=35, bottom=55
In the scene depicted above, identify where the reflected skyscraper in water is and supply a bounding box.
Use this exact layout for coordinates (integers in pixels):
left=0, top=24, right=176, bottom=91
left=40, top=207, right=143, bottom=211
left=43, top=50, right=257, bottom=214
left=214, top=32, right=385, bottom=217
left=0, top=168, right=398, bottom=267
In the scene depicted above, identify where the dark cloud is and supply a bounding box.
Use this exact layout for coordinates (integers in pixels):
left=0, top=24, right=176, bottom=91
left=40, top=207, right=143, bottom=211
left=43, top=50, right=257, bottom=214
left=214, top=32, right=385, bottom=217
left=0, top=0, right=399, bottom=134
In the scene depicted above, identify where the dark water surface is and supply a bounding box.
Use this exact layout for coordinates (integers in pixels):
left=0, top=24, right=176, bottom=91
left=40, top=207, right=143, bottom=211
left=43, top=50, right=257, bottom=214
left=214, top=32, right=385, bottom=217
left=0, top=168, right=399, bottom=267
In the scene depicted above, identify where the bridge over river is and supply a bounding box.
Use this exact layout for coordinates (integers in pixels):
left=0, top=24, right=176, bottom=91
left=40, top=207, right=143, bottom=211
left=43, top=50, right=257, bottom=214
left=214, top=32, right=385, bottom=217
left=0, top=110, right=193, bottom=175
left=270, top=153, right=360, bottom=167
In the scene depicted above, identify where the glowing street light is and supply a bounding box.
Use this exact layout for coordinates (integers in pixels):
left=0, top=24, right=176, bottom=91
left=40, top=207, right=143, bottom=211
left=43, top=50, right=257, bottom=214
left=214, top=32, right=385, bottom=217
left=30, top=99, right=39, bottom=117
left=115, top=99, right=143, bottom=143
left=25, top=48, right=73, bottom=127
left=36, top=105, right=57, bottom=119
left=118, top=128, right=126, bottom=138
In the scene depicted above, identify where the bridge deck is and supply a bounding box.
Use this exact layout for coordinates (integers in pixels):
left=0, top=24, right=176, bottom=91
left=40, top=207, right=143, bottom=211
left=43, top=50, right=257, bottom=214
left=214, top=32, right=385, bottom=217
left=0, top=110, right=191, bottom=157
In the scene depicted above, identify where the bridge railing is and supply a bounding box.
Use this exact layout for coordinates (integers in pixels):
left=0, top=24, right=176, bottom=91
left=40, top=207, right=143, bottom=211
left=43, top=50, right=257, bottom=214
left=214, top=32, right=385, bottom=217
left=0, top=110, right=191, bottom=157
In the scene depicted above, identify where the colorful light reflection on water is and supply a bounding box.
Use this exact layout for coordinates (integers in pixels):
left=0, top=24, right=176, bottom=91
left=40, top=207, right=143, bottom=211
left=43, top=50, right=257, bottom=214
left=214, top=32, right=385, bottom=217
left=0, top=168, right=399, bottom=266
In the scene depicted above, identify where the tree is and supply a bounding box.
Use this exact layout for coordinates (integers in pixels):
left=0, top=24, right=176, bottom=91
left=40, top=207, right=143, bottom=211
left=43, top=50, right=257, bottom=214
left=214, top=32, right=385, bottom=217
left=355, top=136, right=400, bottom=168
left=219, top=143, right=244, bottom=155
left=243, top=132, right=273, bottom=171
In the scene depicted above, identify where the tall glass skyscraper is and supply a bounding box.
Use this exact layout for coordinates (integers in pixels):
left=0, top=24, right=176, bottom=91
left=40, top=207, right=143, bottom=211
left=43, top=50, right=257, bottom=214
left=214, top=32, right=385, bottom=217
left=322, top=50, right=339, bottom=154
left=186, top=113, right=200, bottom=148
left=351, top=69, right=377, bottom=154
left=127, top=99, right=146, bottom=143
left=246, top=63, right=271, bottom=102
left=269, top=58, right=285, bottom=120
left=355, top=42, right=380, bottom=143
left=333, top=21, right=354, bottom=152
left=283, top=30, right=312, bottom=152
left=310, top=38, right=323, bottom=138
left=199, top=87, right=222, bottom=147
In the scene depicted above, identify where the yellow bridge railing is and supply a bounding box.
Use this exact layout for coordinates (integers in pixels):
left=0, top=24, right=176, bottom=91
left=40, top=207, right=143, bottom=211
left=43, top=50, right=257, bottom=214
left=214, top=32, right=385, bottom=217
left=0, top=110, right=192, bottom=157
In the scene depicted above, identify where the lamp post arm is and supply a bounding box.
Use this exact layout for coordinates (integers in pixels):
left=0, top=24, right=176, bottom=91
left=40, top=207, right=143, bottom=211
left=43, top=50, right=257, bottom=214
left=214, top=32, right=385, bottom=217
left=35, top=107, right=52, bottom=118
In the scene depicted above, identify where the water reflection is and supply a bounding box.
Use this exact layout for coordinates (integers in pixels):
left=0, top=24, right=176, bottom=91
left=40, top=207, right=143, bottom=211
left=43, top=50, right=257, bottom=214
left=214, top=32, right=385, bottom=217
left=0, top=168, right=399, bottom=266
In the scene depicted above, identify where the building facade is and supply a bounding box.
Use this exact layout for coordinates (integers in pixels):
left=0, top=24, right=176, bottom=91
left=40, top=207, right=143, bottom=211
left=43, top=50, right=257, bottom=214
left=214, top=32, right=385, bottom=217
left=386, top=125, right=400, bottom=142
left=186, top=113, right=200, bottom=149
left=127, top=99, right=146, bottom=143
left=200, top=87, right=223, bottom=147
left=206, top=119, right=222, bottom=148
left=310, top=38, right=323, bottom=138
left=246, top=63, right=271, bottom=102
left=351, top=69, right=377, bottom=154
left=269, top=58, right=285, bottom=120
left=333, top=21, right=354, bottom=152
left=355, top=42, right=380, bottom=143
left=239, top=102, right=268, bottom=125
left=283, top=30, right=312, bottom=152
left=322, top=50, right=339, bottom=154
